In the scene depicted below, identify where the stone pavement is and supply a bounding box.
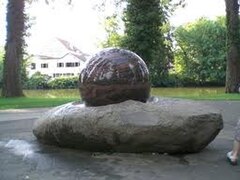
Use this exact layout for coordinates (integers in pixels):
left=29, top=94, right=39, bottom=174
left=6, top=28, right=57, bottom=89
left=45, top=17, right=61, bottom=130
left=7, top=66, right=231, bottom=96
left=0, top=101, right=240, bottom=180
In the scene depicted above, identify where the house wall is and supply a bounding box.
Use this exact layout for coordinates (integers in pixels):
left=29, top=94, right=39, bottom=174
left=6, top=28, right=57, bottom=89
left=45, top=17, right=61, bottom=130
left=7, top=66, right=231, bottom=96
left=27, top=55, right=84, bottom=78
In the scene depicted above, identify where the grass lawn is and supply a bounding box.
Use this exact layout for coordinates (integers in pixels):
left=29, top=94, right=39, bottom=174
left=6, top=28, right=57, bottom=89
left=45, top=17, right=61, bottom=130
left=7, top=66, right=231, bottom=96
left=0, top=97, right=78, bottom=109
left=0, top=89, right=80, bottom=109
left=0, top=88, right=239, bottom=109
left=151, top=87, right=240, bottom=100
left=153, top=93, right=240, bottom=100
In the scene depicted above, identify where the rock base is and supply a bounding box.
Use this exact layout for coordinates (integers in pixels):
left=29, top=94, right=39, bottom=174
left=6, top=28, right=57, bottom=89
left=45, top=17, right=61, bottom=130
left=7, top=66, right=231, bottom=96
left=33, top=98, right=223, bottom=153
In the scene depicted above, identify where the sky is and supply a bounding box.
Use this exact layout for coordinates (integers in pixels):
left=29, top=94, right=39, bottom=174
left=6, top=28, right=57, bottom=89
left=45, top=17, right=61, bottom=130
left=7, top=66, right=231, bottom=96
left=0, top=0, right=225, bottom=55
left=170, top=0, right=225, bottom=26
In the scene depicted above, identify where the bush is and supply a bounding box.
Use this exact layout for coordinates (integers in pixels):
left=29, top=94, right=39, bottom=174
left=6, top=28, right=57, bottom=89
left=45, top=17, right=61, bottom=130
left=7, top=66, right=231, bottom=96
left=25, top=73, right=79, bottom=89
left=151, top=73, right=183, bottom=87
left=25, top=72, right=51, bottom=89
left=48, top=76, right=79, bottom=89
left=173, top=17, right=226, bottom=86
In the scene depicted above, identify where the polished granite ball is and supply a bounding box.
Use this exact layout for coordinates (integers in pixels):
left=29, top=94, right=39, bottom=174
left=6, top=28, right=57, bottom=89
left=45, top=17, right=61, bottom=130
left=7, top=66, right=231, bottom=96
left=79, top=48, right=150, bottom=106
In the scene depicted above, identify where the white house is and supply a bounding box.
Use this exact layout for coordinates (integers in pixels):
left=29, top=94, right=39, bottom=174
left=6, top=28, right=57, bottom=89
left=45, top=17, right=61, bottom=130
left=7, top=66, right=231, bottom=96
left=27, top=38, right=89, bottom=78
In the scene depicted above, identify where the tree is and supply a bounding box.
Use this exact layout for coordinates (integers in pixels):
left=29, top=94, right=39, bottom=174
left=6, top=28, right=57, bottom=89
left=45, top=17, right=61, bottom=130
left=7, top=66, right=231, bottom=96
left=174, top=17, right=226, bottom=86
left=96, top=0, right=185, bottom=86
left=1, top=0, right=72, bottom=97
left=121, top=0, right=173, bottom=86
left=2, top=0, right=25, bottom=97
left=0, top=48, right=4, bottom=88
left=225, top=0, right=240, bottom=93
left=99, top=14, right=123, bottom=48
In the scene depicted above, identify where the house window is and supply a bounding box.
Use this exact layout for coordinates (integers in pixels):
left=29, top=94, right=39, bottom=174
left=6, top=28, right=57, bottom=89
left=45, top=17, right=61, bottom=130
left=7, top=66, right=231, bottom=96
left=66, top=62, right=75, bottom=67
left=65, top=62, right=80, bottom=67
left=53, top=73, right=63, bottom=78
left=57, top=62, right=64, bottom=67
left=31, top=63, right=36, bottom=70
left=75, top=62, right=80, bottom=67
left=41, top=63, right=48, bottom=68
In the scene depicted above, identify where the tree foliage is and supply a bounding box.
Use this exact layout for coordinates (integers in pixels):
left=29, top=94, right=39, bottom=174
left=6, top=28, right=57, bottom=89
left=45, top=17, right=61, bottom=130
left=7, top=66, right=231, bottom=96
left=98, top=0, right=185, bottom=86
left=100, top=14, right=123, bottom=48
left=122, top=0, right=163, bottom=65
left=174, top=17, right=226, bottom=86
left=121, top=0, right=181, bottom=86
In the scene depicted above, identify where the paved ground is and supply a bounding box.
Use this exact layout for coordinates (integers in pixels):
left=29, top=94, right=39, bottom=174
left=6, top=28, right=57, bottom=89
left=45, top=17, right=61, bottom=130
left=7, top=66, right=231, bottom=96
left=0, top=101, right=240, bottom=180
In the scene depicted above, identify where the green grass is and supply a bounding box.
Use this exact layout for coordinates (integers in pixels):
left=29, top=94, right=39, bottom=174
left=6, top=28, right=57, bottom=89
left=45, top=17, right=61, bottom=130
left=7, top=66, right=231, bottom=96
left=153, top=92, right=240, bottom=100
left=0, top=89, right=80, bottom=109
left=0, top=88, right=239, bottom=110
left=151, top=87, right=240, bottom=100
left=0, top=97, right=79, bottom=109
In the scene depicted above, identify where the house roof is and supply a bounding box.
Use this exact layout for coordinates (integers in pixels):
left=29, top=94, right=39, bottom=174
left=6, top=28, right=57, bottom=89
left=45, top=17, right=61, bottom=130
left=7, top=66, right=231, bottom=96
left=33, top=37, right=89, bottom=62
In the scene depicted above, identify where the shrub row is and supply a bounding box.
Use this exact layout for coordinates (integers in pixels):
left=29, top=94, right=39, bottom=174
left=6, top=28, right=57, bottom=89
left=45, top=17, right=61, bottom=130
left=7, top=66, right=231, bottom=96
left=150, top=73, right=225, bottom=88
left=24, top=71, right=224, bottom=90
left=24, top=72, right=79, bottom=89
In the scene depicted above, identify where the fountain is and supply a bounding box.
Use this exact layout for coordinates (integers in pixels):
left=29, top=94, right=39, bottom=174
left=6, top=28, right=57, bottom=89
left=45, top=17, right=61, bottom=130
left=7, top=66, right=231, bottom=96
left=79, top=48, right=150, bottom=106
left=33, top=48, right=223, bottom=153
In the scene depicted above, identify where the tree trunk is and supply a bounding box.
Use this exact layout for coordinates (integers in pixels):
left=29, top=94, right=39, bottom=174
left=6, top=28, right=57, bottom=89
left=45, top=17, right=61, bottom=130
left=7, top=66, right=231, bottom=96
left=2, top=0, right=25, bottom=97
left=225, top=0, right=240, bottom=93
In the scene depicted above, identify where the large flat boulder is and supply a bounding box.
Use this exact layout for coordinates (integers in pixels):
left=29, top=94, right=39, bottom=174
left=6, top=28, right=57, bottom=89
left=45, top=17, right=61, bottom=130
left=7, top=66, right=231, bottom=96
left=33, top=98, right=223, bottom=153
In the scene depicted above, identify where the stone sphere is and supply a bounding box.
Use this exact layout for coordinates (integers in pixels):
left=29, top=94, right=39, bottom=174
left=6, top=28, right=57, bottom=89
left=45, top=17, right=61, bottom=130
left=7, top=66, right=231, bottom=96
left=79, top=48, right=150, bottom=106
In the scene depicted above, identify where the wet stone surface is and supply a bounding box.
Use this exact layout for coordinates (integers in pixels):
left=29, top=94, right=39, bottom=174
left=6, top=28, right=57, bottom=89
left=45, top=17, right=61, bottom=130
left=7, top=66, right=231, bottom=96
left=79, top=48, right=150, bottom=106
